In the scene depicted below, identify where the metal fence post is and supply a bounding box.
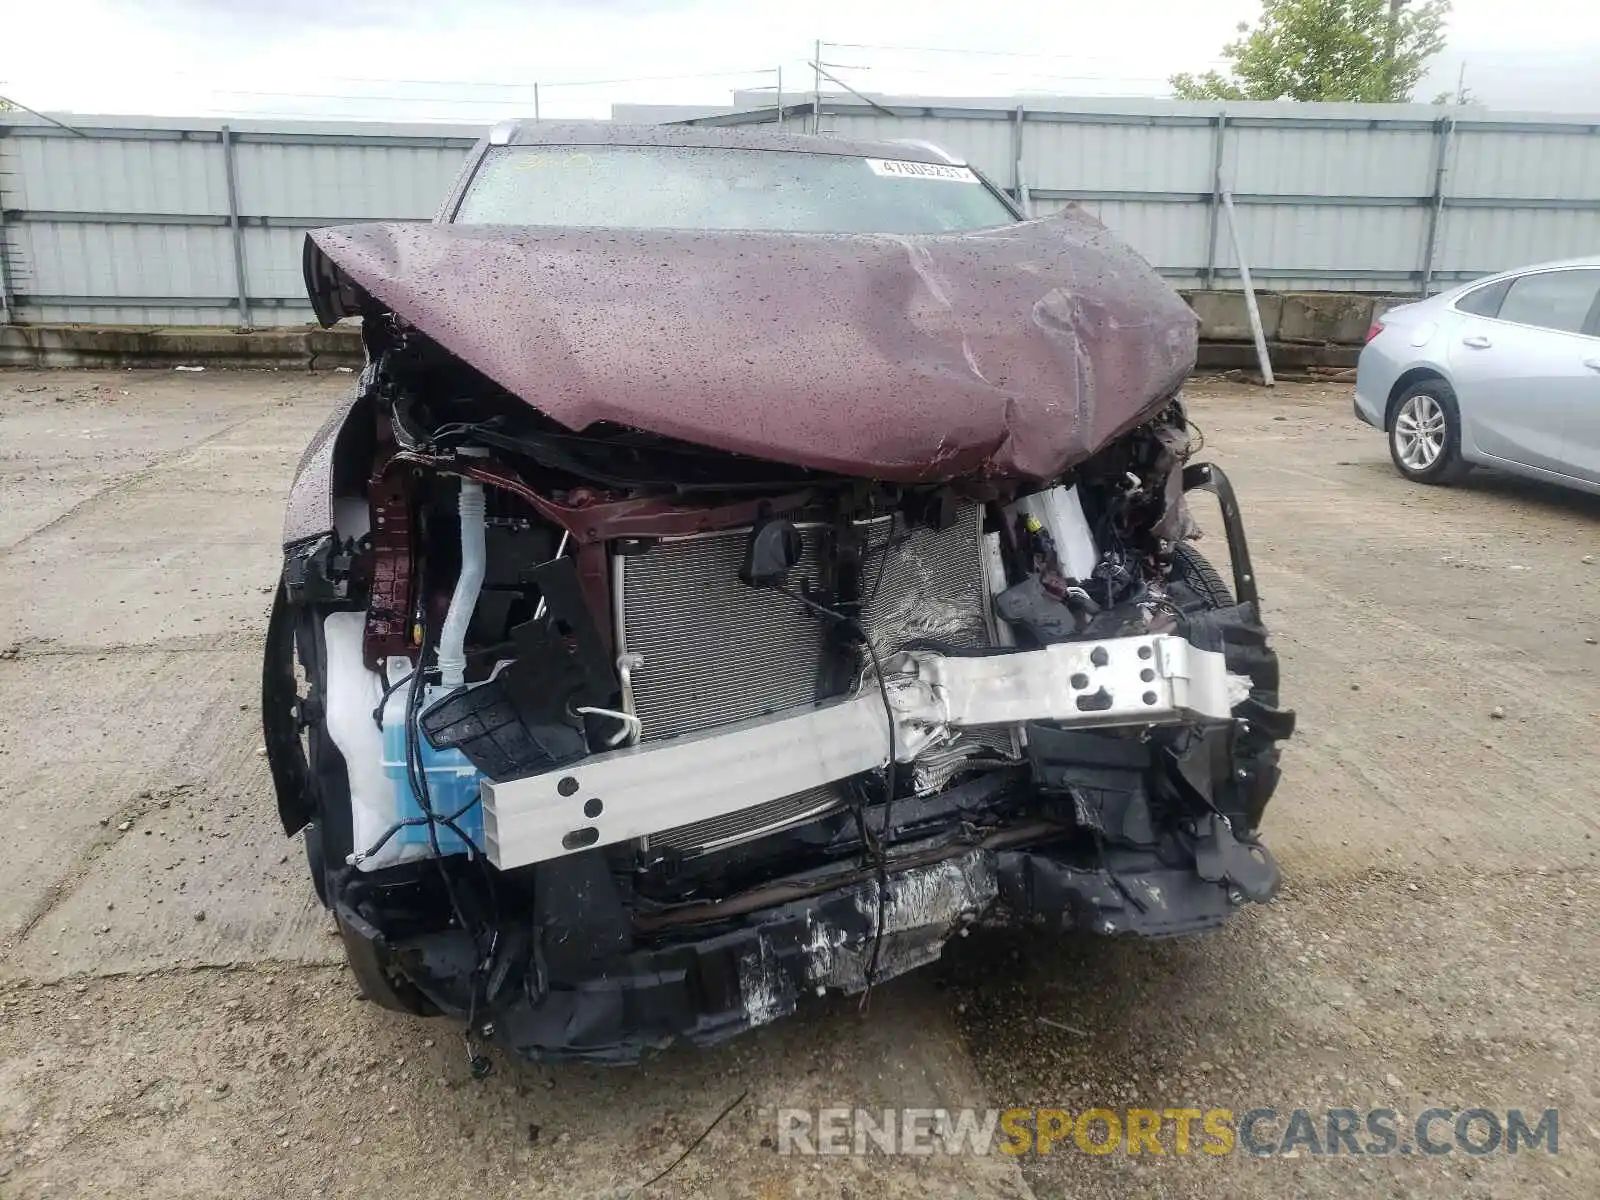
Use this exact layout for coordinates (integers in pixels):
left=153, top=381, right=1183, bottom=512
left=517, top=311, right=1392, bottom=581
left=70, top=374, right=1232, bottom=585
left=1419, top=115, right=1453, bottom=297
left=0, top=206, right=13, bottom=324
left=0, top=127, right=13, bottom=324
left=1220, top=183, right=1274, bottom=386
left=812, top=39, right=823, bottom=135
left=1011, top=105, right=1035, bottom=215
left=1202, top=113, right=1227, bottom=290
left=220, top=125, right=252, bottom=329
left=1011, top=104, right=1023, bottom=200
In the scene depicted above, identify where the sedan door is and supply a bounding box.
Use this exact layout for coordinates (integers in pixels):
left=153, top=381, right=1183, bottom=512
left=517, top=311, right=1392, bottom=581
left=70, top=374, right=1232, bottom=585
left=1563, top=291, right=1600, bottom=483
left=1446, top=268, right=1600, bottom=477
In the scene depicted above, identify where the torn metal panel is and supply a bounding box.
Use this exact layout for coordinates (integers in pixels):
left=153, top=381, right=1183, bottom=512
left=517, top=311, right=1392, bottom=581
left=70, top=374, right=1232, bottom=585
left=881, top=634, right=1235, bottom=758
left=852, top=507, right=993, bottom=661
left=826, top=853, right=999, bottom=994
left=302, top=210, right=1197, bottom=483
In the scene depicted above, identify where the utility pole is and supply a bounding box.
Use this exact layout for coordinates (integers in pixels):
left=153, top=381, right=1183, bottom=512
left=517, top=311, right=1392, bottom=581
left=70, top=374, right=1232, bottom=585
left=776, top=66, right=783, bottom=128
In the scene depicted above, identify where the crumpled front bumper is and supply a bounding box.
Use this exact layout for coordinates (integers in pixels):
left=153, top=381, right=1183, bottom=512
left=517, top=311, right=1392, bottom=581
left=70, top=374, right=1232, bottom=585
left=398, top=824, right=1279, bottom=1064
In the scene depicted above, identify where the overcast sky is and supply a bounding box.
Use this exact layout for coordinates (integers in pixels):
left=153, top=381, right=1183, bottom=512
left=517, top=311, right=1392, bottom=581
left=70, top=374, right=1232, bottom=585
left=8, top=0, right=1600, bottom=120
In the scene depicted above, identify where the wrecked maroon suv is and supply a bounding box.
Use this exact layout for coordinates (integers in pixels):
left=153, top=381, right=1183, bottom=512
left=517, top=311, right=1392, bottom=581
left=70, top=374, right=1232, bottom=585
left=263, top=121, right=1293, bottom=1065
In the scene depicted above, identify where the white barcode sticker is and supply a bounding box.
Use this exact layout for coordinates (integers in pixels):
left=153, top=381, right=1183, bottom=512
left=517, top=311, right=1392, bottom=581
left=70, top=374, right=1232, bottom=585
left=864, top=158, right=979, bottom=183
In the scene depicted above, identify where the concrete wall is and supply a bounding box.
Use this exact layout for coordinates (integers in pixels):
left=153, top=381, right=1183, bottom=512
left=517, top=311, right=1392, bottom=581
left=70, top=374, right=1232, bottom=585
left=0, top=289, right=1394, bottom=370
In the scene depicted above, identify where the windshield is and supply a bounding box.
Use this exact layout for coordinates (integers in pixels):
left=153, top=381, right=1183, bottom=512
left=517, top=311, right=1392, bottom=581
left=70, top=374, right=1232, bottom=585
left=453, top=145, right=1017, bottom=234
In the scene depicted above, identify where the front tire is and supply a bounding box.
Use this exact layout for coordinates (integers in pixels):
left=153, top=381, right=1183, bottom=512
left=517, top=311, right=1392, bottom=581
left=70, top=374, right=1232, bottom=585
left=1389, top=380, right=1470, bottom=484
left=1169, top=541, right=1233, bottom=609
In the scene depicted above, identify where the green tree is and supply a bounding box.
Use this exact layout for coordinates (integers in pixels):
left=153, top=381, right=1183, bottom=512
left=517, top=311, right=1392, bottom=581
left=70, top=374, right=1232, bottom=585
left=1171, top=0, right=1450, bottom=103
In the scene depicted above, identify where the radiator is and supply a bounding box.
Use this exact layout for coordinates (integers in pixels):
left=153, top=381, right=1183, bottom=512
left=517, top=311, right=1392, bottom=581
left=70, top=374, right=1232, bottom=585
left=614, top=506, right=1007, bottom=855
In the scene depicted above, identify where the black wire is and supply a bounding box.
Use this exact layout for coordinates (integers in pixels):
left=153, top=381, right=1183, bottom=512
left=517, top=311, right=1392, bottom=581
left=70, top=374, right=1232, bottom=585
left=858, top=517, right=902, bottom=854
left=372, top=664, right=437, bottom=729
left=773, top=582, right=896, bottom=1003
left=856, top=633, right=896, bottom=1005
left=351, top=671, right=482, bottom=862
left=632, top=1088, right=750, bottom=1193
left=773, top=585, right=896, bottom=816
left=863, top=515, right=903, bottom=610
left=403, top=578, right=496, bottom=1062
left=351, top=795, right=483, bottom=864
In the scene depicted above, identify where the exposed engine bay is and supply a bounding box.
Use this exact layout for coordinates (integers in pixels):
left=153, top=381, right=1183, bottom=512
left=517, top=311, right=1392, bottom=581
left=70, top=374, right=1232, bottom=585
left=266, top=207, right=1293, bottom=1065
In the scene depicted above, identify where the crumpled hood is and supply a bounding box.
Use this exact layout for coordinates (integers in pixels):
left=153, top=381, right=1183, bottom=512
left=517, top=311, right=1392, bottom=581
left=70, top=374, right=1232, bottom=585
left=304, top=210, right=1197, bottom=482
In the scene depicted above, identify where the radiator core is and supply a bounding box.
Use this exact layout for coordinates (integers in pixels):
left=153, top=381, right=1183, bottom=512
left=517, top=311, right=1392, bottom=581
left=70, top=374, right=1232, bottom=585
left=614, top=506, right=1000, bottom=853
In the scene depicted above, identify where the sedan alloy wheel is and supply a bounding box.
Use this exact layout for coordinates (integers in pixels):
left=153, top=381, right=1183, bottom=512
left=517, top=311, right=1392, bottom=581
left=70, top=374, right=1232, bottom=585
left=1393, top=392, right=1447, bottom=471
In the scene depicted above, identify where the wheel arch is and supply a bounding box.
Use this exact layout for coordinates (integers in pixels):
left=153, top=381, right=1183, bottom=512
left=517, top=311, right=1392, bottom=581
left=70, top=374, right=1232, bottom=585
left=283, top=382, right=375, bottom=547
left=1383, top=367, right=1450, bottom=431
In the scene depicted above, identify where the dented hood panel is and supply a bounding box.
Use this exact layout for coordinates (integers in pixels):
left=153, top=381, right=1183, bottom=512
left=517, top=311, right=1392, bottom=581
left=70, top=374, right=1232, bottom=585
left=304, top=211, right=1197, bottom=482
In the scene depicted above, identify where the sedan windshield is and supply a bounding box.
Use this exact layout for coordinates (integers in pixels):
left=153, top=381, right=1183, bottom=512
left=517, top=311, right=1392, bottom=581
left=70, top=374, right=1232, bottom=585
left=453, top=145, right=1017, bottom=234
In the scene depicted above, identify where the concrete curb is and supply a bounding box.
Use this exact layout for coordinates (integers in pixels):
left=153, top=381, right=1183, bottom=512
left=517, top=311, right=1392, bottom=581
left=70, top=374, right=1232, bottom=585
left=1, top=290, right=1403, bottom=370
left=0, top=325, right=364, bottom=370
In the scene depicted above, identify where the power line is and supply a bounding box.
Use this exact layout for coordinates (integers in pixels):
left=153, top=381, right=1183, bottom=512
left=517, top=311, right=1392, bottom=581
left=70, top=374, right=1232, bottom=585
left=208, top=70, right=777, bottom=106
left=809, top=62, right=1182, bottom=88
left=809, top=40, right=1217, bottom=94
left=0, top=91, right=88, bottom=135
left=464, top=68, right=777, bottom=91
left=194, top=109, right=484, bottom=123
left=211, top=91, right=535, bottom=106
left=825, top=39, right=1228, bottom=69
left=172, top=68, right=779, bottom=92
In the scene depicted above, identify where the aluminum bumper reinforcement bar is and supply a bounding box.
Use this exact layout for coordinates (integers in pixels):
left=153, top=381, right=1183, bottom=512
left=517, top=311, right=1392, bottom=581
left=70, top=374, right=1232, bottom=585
left=480, top=633, right=1238, bottom=870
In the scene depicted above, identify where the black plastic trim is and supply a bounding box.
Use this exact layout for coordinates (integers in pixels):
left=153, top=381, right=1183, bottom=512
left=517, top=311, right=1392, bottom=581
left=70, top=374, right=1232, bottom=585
left=1182, top=461, right=1260, bottom=607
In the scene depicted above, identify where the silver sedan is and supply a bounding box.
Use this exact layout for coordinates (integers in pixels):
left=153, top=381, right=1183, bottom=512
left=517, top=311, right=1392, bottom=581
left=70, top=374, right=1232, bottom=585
left=1354, top=256, right=1600, bottom=494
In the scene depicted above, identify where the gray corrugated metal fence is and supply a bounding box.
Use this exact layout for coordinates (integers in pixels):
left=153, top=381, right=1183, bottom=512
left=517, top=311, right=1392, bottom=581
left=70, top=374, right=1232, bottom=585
left=0, top=115, right=478, bottom=327
left=3, top=102, right=1598, bottom=328
left=696, top=98, right=1600, bottom=294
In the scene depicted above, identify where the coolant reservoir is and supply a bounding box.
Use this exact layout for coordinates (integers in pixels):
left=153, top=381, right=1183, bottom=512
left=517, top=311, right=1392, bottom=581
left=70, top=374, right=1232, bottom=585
left=322, top=611, right=486, bottom=871
left=378, top=673, right=486, bottom=861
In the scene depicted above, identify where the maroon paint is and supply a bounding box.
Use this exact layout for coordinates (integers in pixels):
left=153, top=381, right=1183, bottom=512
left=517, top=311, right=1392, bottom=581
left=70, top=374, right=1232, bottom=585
left=369, top=453, right=822, bottom=652
left=573, top=542, right=613, bottom=658
left=364, top=419, right=416, bottom=668
left=459, top=463, right=818, bottom=653
left=305, top=209, right=1196, bottom=485
left=461, top=464, right=816, bottom=542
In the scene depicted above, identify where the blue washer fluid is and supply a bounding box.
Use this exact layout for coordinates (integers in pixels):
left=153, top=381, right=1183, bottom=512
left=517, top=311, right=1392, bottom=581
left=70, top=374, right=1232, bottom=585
left=379, top=683, right=486, bottom=858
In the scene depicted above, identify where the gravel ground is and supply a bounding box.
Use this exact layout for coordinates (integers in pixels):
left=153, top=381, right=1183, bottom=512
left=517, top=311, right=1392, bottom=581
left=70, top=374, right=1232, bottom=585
left=1, top=369, right=1596, bottom=1198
